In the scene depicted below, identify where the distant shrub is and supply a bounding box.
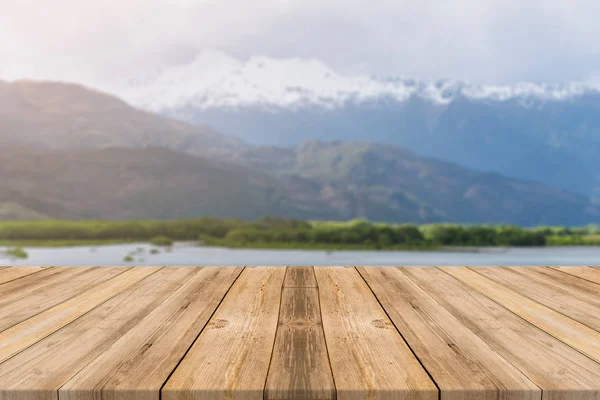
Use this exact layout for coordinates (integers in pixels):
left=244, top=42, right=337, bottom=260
left=394, top=225, right=424, bottom=244
left=428, top=224, right=545, bottom=247
left=0, top=217, right=574, bottom=249
left=251, top=217, right=312, bottom=230
left=430, top=226, right=471, bottom=245
left=225, top=228, right=275, bottom=243
left=546, top=235, right=586, bottom=246
left=5, top=247, right=28, bottom=259
left=495, top=226, right=546, bottom=246
left=149, top=235, right=174, bottom=246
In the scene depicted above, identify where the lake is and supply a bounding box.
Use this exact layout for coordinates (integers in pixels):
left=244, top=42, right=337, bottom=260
left=1, top=243, right=599, bottom=266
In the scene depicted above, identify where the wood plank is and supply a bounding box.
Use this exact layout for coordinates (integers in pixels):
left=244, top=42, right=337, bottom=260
left=441, top=266, right=600, bottom=364
left=550, top=266, right=600, bottom=286
left=0, top=266, right=126, bottom=332
left=527, top=267, right=600, bottom=302
left=358, top=266, right=539, bottom=400
left=314, top=266, right=437, bottom=400
left=284, top=266, right=317, bottom=288
left=405, top=267, right=600, bottom=400
left=474, top=267, right=600, bottom=331
left=0, top=267, right=83, bottom=306
left=0, top=267, right=49, bottom=285
left=0, top=265, right=598, bottom=400
left=162, top=266, right=286, bottom=400
left=265, top=267, right=335, bottom=400
left=60, top=267, right=243, bottom=400
left=0, top=266, right=160, bottom=364
left=0, top=267, right=197, bottom=400
left=487, top=266, right=600, bottom=304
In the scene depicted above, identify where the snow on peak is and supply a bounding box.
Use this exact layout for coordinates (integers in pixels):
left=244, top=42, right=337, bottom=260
left=116, top=50, right=599, bottom=112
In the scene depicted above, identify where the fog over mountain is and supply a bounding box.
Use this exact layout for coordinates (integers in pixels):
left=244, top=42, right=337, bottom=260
left=108, top=52, right=600, bottom=200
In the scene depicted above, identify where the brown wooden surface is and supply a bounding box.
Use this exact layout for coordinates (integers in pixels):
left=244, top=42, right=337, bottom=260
left=358, top=267, right=539, bottom=400
left=265, top=267, right=335, bottom=400
left=162, top=267, right=286, bottom=400
left=403, top=267, right=600, bottom=400
left=474, top=267, right=600, bottom=331
left=284, top=266, right=318, bottom=288
left=0, top=266, right=126, bottom=332
left=0, top=266, right=160, bottom=364
left=550, top=266, right=600, bottom=285
left=442, top=266, right=600, bottom=364
left=315, top=267, right=438, bottom=400
left=0, top=266, right=48, bottom=285
left=0, top=267, right=180, bottom=400
left=60, top=267, right=243, bottom=400
left=0, top=266, right=599, bottom=400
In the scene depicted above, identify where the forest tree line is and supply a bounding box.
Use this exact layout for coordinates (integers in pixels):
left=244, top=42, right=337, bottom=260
left=1, top=217, right=599, bottom=248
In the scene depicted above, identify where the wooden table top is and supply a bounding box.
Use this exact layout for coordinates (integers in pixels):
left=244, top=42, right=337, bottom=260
left=0, top=266, right=599, bottom=400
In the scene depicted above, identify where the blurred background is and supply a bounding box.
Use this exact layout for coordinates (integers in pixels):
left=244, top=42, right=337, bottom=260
left=1, top=0, right=599, bottom=265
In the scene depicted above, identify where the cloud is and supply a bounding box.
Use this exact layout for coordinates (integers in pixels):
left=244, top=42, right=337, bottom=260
left=2, top=0, right=600, bottom=86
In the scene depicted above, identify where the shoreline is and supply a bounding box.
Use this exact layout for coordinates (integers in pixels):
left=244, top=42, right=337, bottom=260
left=1, top=240, right=598, bottom=252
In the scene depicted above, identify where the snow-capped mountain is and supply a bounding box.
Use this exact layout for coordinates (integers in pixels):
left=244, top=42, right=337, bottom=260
left=118, top=50, right=598, bottom=112
left=3, top=79, right=597, bottom=225
left=112, top=51, right=600, bottom=201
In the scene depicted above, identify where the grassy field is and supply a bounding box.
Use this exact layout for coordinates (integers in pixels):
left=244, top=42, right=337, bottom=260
left=545, top=234, right=600, bottom=246
left=0, top=239, right=139, bottom=247
left=1, top=218, right=599, bottom=250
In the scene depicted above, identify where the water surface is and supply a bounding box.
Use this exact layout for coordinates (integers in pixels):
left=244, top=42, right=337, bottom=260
left=1, top=243, right=599, bottom=266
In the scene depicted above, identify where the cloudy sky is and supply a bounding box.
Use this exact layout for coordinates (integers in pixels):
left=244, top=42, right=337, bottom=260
left=1, top=0, right=600, bottom=87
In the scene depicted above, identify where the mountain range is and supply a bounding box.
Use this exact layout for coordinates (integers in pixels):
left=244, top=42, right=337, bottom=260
left=0, top=79, right=597, bottom=225
left=0, top=79, right=243, bottom=155
left=113, top=52, right=600, bottom=200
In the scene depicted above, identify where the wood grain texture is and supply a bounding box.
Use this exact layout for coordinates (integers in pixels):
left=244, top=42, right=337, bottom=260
left=550, top=266, right=600, bottom=286
left=0, top=267, right=48, bottom=285
left=475, top=267, right=600, bottom=331
left=0, top=266, right=126, bottom=332
left=526, top=267, right=600, bottom=303
left=162, top=266, right=286, bottom=400
left=60, top=267, right=243, bottom=400
left=441, top=266, right=600, bottom=364
left=265, top=267, right=335, bottom=400
left=315, top=266, right=438, bottom=400
left=0, top=266, right=160, bottom=364
left=0, top=266, right=598, bottom=400
left=358, top=266, right=539, bottom=400
left=284, top=266, right=317, bottom=288
left=406, top=267, right=600, bottom=400
left=0, top=267, right=195, bottom=400
left=0, top=267, right=86, bottom=306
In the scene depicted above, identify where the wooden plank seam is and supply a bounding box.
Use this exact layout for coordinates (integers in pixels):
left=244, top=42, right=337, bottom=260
left=156, top=266, right=247, bottom=398
left=0, top=266, right=157, bottom=365
left=355, top=266, right=442, bottom=400
left=1, top=266, right=600, bottom=400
